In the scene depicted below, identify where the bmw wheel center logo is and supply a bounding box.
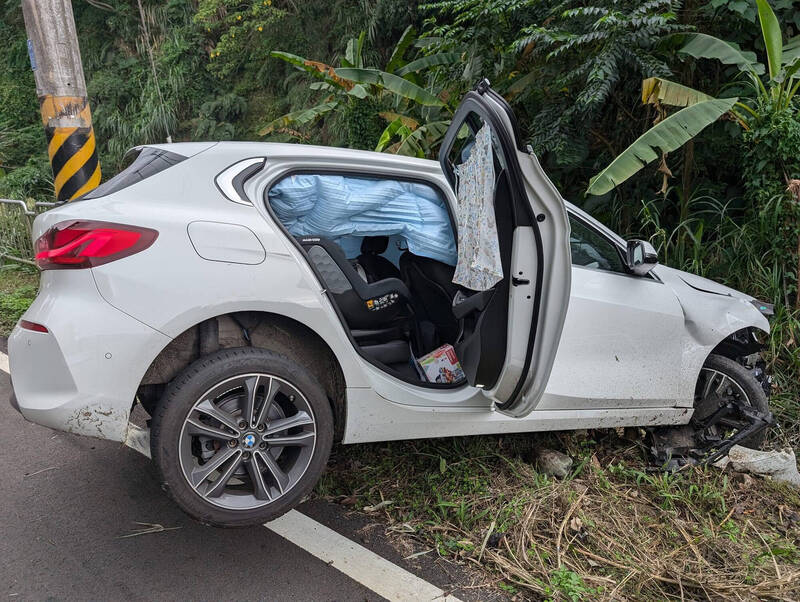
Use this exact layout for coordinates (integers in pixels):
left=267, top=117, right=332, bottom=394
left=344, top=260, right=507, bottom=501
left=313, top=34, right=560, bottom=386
left=243, top=433, right=256, bottom=448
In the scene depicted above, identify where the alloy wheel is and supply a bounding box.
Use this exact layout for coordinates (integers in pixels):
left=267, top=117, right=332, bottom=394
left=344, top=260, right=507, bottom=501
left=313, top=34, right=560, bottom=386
left=694, top=366, right=752, bottom=437
left=177, top=373, right=316, bottom=510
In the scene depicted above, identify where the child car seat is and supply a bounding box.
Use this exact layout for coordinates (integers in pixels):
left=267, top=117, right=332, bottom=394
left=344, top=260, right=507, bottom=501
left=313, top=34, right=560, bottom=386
left=296, top=235, right=411, bottom=331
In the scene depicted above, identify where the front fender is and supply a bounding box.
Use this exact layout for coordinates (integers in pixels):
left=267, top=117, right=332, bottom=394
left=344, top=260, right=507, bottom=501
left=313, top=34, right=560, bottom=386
left=656, top=266, right=769, bottom=401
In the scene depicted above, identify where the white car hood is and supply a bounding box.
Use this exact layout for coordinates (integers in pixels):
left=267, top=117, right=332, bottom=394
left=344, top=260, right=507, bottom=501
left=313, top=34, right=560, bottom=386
left=668, top=269, right=753, bottom=300
left=654, top=265, right=770, bottom=343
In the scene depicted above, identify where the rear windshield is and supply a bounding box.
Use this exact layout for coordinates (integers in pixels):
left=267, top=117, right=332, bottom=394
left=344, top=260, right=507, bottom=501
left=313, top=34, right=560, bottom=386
left=79, top=147, right=186, bottom=200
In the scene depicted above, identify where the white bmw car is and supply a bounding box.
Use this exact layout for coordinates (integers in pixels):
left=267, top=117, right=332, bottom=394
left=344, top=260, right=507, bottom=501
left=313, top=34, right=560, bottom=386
left=9, top=82, right=773, bottom=526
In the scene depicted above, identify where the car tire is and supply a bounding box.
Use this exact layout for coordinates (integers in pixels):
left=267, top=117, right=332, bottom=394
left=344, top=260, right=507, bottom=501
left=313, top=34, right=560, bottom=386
left=150, top=347, right=333, bottom=527
left=696, top=353, right=770, bottom=449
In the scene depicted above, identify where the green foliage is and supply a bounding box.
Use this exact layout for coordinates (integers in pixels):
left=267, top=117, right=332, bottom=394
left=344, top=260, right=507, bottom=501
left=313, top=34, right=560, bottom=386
left=741, top=100, right=800, bottom=203
left=0, top=157, right=52, bottom=202
left=194, top=0, right=285, bottom=79
left=591, top=0, right=800, bottom=197
left=340, top=98, right=388, bottom=150
left=421, top=0, right=532, bottom=85
left=193, top=93, right=247, bottom=140
left=266, top=26, right=458, bottom=155
left=546, top=567, right=600, bottom=602
left=0, top=265, right=38, bottom=335
left=515, top=0, right=682, bottom=168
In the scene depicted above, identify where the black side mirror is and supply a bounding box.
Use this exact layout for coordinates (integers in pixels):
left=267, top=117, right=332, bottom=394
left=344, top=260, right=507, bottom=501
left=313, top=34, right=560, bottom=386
left=626, top=239, right=658, bottom=276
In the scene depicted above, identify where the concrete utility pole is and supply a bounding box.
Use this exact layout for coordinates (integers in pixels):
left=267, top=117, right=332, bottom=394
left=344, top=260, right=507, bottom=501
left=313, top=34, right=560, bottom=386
left=21, top=0, right=101, bottom=202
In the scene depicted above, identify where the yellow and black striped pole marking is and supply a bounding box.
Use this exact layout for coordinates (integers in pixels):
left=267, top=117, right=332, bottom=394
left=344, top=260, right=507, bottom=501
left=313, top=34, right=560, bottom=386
left=41, top=96, right=101, bottom=202
left=22, top=0, right=102, bottom=202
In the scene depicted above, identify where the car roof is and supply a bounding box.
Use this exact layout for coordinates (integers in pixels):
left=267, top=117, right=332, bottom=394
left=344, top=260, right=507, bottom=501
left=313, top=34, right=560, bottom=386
left=148, top=141, right=439, bottom=169
left=143, top=141, right=622, bottom=243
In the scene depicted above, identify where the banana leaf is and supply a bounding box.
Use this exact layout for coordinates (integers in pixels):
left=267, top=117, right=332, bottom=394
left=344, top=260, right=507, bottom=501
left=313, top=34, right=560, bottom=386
left=676, top=33, right=764, bottom=76
left=385, top=26, right=417, bottom=74
left=375, top=118, right=414, bottom=152
left=343, top=32, right=366, bottom=69
left=642, top=78, right=714, bottom=107
left=390, top=121, right=451, bottom=157
left=258, top=102, right=338, bottom=136
left=270, top=51, right=353, bottom=90
left=335, top=68, right=444, bottom=106
left=587, top=98, right=737, bottom=196
left=784, top=36, right=800, bottom=64
left=755, top=0, right=782, bottom=80
left=378, top=112, right=420, bottom=129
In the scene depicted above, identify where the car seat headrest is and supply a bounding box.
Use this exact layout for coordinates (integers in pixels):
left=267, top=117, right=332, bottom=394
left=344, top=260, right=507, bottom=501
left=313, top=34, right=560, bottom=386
left=361, top=236, right=389, bottom=255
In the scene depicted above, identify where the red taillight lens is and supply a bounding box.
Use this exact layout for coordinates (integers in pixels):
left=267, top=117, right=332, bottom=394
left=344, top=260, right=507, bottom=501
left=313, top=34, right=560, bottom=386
left=35, top=220, right=158, bottom=270
left=19, top=320, right=48, bottom=333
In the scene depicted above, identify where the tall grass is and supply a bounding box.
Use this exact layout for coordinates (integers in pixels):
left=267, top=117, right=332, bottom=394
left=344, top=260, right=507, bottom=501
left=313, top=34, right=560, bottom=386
left=0, top=202, right=34, bottom=262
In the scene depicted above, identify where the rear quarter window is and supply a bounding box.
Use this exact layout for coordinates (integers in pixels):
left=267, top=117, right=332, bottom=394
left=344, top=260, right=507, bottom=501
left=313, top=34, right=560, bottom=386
left=78, top=147, right=186, bottom=200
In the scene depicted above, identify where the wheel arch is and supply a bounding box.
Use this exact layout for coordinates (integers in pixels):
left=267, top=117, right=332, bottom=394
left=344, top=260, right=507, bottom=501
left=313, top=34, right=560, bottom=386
left=137, top=311, right=347, bottom=441
left=708, top=326, right=766, bottom=362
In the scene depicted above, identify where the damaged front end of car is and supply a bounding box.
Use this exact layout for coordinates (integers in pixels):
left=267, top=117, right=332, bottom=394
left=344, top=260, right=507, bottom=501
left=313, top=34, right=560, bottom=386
left=649, top=327, right=775, bottom=469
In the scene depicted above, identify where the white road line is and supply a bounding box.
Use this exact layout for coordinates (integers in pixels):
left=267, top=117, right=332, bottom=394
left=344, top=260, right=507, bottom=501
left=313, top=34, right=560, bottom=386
left=0, top=348, right=460, bottom=601
left=266, top=510, right=461, bottom=602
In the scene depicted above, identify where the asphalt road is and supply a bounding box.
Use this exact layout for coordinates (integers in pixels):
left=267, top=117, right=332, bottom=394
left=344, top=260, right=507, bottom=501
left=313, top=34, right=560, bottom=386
left=0, top=337, right=490, bottom=602
left=0, top=371, right=391, bottom=601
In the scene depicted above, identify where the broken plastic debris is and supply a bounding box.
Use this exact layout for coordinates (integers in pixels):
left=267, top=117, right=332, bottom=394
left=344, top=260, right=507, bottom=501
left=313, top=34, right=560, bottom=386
left=726, top=445, right=800, bottom=487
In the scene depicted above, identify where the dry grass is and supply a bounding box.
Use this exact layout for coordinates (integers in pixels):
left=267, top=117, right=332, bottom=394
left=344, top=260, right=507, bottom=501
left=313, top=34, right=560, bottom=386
left=317, top=432, right=800, bottom=600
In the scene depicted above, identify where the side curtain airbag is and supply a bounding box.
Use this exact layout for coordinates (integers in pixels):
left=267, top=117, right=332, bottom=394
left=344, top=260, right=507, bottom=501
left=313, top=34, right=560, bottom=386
left=268, top=174, right=457, bottom=265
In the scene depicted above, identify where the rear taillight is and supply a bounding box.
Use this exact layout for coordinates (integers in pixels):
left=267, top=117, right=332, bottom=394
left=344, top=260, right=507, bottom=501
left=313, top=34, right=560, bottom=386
left=35, top=220, right=158, bottom=270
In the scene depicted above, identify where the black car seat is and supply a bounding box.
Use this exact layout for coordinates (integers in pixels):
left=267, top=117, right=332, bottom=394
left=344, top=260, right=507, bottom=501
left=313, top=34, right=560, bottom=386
left=296, top=235, right=413, bottom=366
left=399, top=252, right=461, bottom=345
left=357, top=236, right=401, bottom=282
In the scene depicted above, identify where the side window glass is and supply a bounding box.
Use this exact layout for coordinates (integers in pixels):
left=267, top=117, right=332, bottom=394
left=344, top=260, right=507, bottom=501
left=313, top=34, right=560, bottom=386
left=569, top=216, right=625, bottom=273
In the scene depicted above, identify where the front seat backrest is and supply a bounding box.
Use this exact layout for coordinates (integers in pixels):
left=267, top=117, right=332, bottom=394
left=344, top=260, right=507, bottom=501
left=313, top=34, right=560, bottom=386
left=399, top=252, right=461, bottom=344
left=358, top=236, right=401, bottom=282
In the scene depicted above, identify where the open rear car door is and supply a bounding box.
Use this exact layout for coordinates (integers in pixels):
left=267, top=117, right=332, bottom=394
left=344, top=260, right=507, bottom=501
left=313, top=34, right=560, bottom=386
left=439, top=80, right=571, bottom=417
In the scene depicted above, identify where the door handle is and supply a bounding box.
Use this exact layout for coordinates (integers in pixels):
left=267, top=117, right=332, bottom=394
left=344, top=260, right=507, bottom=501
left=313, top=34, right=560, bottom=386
left=512, top=276, right=530, bottom=286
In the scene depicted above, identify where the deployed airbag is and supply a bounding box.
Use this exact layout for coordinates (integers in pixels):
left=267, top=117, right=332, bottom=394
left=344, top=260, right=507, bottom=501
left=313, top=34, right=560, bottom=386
left=268, top=174, right=457, bottom=264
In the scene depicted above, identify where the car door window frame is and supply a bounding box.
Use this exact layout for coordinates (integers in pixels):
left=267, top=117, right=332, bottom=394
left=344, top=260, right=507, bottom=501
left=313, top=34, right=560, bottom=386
left=567, top=210, right=661, bottom=282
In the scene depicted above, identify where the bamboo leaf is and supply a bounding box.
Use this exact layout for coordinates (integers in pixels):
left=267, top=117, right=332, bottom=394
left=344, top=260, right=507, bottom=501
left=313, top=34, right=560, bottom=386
left=675, top=33, right=764, bottom=76
left=642, top=78, right=714, bottom=107
left=756, top=0, right=783, bottom=80
left=587, top=98, right=737, bottom=196
left=335, top=68, right=445, bottom=106
left=395, top=53, right=461, bottom=76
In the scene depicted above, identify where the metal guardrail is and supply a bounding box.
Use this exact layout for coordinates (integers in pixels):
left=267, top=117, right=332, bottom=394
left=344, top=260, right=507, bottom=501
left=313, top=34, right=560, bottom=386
left=0, top=198, right=55, bottom=267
